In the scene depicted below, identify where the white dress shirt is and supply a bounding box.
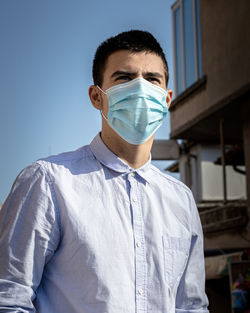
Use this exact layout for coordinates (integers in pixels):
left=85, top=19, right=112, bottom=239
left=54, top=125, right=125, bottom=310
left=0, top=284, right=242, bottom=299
left=0, top=133, right=209, bottom=313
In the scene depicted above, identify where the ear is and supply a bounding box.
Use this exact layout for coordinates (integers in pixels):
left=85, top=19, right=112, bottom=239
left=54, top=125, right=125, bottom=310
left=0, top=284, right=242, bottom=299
left=89, top=85, right=103, bottom=110
left=166, top=89, right=173, bottom=109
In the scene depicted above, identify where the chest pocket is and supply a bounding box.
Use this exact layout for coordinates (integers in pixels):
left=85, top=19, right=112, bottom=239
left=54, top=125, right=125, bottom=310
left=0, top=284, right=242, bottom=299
left=163, top=234, right=190, bottom=289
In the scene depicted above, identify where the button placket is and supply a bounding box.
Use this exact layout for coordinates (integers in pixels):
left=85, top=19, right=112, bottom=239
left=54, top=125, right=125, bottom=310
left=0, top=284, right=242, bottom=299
left=128, top=174, right=147, bottom=313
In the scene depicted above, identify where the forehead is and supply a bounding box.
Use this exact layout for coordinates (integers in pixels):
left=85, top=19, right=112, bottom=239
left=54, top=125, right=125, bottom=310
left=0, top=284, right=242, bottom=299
left=103, top=50, right=165, bottom=77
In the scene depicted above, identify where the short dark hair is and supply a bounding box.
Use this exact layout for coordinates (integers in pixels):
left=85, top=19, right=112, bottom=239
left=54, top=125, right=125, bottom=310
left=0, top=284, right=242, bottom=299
left=92, top=30, right=169, bottom=87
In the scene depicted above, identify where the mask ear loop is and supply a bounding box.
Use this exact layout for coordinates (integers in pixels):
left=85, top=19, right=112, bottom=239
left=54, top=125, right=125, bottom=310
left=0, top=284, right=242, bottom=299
left=96, top=85, right=108, bottom=120
left=100, top=110, right=108, bottom=121
left=96, top=85, right=107, bottom=94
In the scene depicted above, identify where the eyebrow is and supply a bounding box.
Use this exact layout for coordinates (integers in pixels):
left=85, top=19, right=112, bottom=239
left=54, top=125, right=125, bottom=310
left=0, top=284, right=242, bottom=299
left=110, top=71, right=137, bottom=78
left=145, top=72, right=164, bottom=79
left=110, top=70, right=164, bottom=79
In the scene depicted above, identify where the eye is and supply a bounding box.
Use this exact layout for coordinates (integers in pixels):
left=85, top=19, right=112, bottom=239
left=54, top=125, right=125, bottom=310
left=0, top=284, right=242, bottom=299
left=147, top=77, right=160, bottom=83
left=115, top=75, right=131, bottom=81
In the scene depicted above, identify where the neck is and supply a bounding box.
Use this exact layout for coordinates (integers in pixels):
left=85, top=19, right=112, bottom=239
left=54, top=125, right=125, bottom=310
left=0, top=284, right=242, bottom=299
left=101, top=124, right=153, bottom=169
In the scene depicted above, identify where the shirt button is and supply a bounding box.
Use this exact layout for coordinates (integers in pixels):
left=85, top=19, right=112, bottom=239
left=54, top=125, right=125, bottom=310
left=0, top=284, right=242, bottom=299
left=138, top=288, right=143, bottom=295
left=136, top=241, right=142, bottom=248
left=130, top=172, right=135, bottom=177
left=132, top=197, right=137, bottom=202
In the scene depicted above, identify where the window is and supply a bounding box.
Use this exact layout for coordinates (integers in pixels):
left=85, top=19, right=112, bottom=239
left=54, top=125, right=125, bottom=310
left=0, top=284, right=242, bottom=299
left=172, top=0, right=202, bottom=96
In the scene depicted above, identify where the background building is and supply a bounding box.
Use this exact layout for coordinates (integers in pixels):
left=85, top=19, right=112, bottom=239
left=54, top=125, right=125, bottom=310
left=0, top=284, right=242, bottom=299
left=169, top=0, right=250, bottom=312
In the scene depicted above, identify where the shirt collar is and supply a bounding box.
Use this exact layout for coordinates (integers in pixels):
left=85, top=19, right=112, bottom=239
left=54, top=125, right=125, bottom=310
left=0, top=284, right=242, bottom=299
left=90, top=133, right=151, bottom=183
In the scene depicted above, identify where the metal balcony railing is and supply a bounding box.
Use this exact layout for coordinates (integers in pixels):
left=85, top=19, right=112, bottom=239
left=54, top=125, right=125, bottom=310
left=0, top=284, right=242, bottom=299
left=198, top=202, right=248, bottom=233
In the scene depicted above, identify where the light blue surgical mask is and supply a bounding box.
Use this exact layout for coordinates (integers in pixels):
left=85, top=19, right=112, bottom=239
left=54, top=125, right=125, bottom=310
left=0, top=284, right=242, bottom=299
left=98, top=77, right=168, bottom=145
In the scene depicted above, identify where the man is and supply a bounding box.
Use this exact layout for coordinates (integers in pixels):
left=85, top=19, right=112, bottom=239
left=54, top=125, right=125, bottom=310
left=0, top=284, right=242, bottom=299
left=0, top=30, right=209, bottom=312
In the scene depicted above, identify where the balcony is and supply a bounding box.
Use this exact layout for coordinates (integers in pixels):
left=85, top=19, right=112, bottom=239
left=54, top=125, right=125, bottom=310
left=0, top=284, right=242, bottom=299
left=198, top=201, right=248, bottom=233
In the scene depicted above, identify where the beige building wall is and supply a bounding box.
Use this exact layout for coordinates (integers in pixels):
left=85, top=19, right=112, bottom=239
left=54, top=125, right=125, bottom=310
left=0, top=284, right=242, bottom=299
left=170, top=0, right=250, bottom=135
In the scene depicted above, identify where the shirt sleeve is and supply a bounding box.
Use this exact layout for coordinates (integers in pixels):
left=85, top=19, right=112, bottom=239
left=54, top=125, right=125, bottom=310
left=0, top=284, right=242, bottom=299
left=175, top=191, right=209, bottom=313
left=0, top=162, right=60, bottom=312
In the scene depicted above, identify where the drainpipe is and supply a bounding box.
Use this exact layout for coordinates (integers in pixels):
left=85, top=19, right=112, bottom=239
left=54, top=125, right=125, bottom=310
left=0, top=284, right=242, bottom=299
left=220, top=119, right=227, bottom=204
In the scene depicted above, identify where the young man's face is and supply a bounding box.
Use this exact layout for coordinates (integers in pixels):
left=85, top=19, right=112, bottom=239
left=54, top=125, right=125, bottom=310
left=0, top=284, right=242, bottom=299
left=100, top=50, right=170, bottom=118
left=89, top=49, right=173, bottom=146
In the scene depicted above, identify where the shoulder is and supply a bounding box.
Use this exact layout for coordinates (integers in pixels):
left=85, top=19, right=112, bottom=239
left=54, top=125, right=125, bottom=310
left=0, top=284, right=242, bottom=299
left=13, top=144, right=94, bottom=187
left=38, top=144, right=93, bottom=166
left=149, top=163, right=191, bottom=195
left=35, top=144, right=96, bottom=177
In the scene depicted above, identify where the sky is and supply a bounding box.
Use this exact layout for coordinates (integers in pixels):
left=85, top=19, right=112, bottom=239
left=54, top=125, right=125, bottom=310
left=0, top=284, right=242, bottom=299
left=0, top=0, right=176, bottom=203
